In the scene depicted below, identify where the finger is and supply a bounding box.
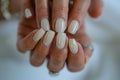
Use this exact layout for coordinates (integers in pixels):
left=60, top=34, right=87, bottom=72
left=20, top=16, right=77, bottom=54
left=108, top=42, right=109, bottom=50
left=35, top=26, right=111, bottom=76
left=88, top=0, right=103, bottom=18
left=17, top=0, right=42, bottom=53
left=17, top=28, right=45, bottom=53
left=67, top=0, right=91, bottom=35
left=67, top=39, right=85, bottom=72
left=78, top=33, right=92, bottom=64
left=30, top=30, right=55, bottom=66
left=73, top=22, right=92, bottom=63
left=20, top=0, right=37, bottom=29
left=52, top=0, right=69, bottom=32
left=22, top=0, right=35, bottom=19
left=48, top=33, right=68, bottom=73
left=35, top=0, right=50, bottom=31
left=84, top=48, right=92, bottom=64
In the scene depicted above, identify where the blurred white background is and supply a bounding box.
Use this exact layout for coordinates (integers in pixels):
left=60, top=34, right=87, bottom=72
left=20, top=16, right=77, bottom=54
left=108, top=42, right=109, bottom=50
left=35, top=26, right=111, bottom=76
left=0, top=0, right=120, bottom=80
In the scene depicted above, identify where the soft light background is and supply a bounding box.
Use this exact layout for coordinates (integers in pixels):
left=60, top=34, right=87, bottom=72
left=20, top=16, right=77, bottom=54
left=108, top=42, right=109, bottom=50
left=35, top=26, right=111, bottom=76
left=0, top=0, right=120, bottom=80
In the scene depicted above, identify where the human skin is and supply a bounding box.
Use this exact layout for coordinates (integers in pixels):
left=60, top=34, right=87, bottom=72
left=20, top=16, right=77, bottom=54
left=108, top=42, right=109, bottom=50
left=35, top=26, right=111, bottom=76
left=16, top=0, right=103, bottom=73
left=0, top=0, right=22, bottom=20
left=89, top=0, right=103, bottom=18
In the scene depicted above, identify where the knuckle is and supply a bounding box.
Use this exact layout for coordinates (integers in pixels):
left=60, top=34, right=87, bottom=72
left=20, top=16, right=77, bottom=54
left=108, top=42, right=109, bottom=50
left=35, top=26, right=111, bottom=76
left=30, top=59, right=40, bottom=67
left=53, top=7, right=66, bottom=14
left=51, top=58, right=61, bottom=66
left=30, top=52, right=44, bottom=66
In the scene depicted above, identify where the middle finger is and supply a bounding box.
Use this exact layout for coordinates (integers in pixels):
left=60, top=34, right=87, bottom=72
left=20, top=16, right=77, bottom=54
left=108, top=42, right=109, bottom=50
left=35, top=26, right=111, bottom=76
left=52, top=0, right=69, bottom=33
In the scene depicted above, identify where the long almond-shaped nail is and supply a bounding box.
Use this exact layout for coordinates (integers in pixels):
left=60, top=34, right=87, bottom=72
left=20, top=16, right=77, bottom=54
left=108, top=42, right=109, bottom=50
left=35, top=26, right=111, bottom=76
left=33, top=28, right=45, bottom=42
left=25, top=8, right=32, bottom=18
left=56, top=33, right=66, bottom=49
left=55, top=18, right=65, bottom=32
left=69, top=39, right=78, bottom=54
left=68, top=20, right=79, bottom=34
left=43, top=30, right=55, bottom=47
left=41, top=18, right=50, bottom=31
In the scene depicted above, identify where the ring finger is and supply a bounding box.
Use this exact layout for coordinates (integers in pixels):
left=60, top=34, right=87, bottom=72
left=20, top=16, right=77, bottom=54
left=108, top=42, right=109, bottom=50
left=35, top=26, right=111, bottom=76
left=67, top=0, right=91, bottom=35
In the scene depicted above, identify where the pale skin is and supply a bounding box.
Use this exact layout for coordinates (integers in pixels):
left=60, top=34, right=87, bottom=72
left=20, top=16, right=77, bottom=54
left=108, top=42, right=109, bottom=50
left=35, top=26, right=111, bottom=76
left=17, top=0, right=103, bottom=73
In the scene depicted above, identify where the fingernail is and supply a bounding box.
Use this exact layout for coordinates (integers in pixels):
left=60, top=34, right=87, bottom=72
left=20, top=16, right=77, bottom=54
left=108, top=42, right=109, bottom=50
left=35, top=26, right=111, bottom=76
left=33, top=28, right=45, bottom=42
left=41, top=18, right=50, bottom=31
left=43, top=30, right=55, bottom=47
left=55, top=18, right=65, bottom=33
left=25, top=8, right=32, bottom=18
left=56, top=33, right=66, bottom=49
left=68, top=20, right=79, bottom=34
left=69, top=39, right=78, bottom=54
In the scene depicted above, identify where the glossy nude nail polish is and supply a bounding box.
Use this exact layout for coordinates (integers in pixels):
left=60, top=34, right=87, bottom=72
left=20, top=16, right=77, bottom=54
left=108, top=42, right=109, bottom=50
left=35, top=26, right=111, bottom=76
left=69, top=39, right=78, bottom=54
left=56, top=33, right=66, bottom=49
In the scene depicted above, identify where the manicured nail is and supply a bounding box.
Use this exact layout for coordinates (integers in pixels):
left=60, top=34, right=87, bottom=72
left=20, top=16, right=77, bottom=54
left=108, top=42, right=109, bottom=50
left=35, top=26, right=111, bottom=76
left=33, top=28, right=45, bottom=42
left=56, top=33, right=66, bottom=49
left=55, top=18, right=65, bottom=33
left=41, top=18, right=50, bottom=31
left=68, top=20, right=79, bottom=34
left=25, top=8, right=32, bottom=18
left=43, top=30, right=55, bottom=47
left=69, top=39, right=78, bottom=54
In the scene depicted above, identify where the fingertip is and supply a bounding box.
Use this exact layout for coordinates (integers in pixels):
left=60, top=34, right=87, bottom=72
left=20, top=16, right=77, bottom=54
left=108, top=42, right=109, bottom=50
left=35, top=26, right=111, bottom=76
left=88, top=7, right=103, bottom=18
left=88, top=0, right=103, bottom=18
left=30, top=58, right=44, bottom=67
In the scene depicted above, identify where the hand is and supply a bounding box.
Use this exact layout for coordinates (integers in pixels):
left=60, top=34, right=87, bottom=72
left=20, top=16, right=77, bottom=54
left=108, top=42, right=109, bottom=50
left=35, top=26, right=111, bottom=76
left=17, top=0, right=103, bottom=73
